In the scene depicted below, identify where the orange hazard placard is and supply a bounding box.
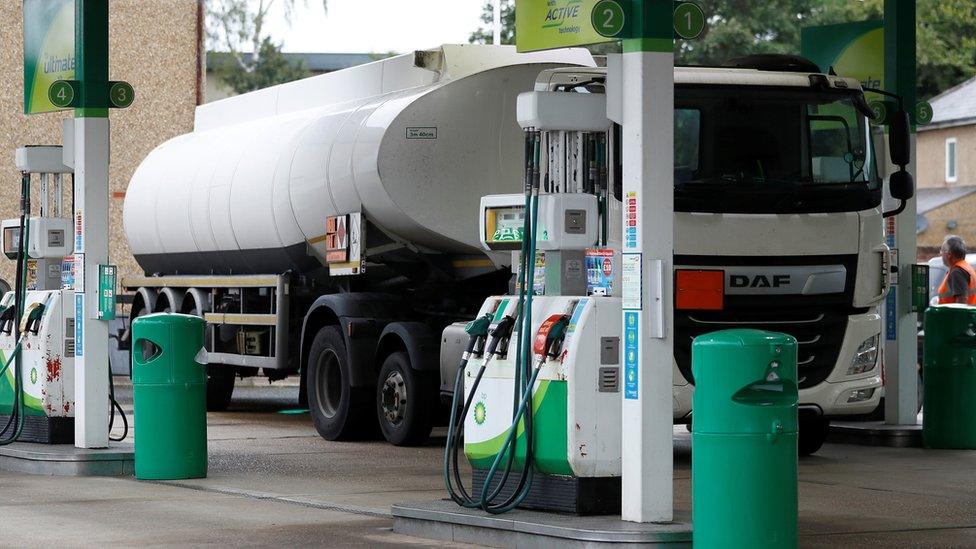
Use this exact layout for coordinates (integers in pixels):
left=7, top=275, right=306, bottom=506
left=326, top=215, right=349, bottom=263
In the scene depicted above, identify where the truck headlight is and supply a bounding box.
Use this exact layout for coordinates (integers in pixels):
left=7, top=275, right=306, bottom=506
left=848, top=334, right=879, bottom=375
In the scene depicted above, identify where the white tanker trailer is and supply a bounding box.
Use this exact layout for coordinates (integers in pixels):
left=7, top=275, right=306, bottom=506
left=122, top=45, right=595, bottom=444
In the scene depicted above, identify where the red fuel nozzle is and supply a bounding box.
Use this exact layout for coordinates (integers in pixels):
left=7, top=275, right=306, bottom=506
left=533, top=314, right=570, bottom=359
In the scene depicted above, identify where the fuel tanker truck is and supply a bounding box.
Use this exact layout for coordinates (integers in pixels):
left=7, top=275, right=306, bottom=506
left=123, top=45, right=594, bottom=445
left=124, top=44, right=904, bottom=453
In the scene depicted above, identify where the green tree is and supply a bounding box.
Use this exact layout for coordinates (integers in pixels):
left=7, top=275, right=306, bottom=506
left=206, top=0, right=328, bottom=93
left=470, top=0, right=515, bottom=45
left=212, top=37, right=309, bottom=94
left=470, top=0, right=975, bottom=99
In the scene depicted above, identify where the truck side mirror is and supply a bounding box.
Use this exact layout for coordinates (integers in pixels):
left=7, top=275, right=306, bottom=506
left=889, top=169, right=914, bottom=201
left=889, top=110, right=911, bottom=167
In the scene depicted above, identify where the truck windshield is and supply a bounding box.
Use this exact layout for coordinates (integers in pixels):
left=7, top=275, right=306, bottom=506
left=674, top=86, right=882, bottom=214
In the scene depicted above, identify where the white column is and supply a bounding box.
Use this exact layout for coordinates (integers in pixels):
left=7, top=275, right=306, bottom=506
left=619, top=48, right=675, bottom=523
left=884, top=136, right=919, bottom=425
left=73, top=117, right=110, bottom=449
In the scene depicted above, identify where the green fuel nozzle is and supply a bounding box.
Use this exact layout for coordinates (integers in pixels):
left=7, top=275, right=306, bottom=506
left=462, top=313, right=494, bottom=359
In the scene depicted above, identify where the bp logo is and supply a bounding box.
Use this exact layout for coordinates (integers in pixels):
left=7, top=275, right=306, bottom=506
left=474, top=401, right=487, bottom=425
left=30, top=368, right=37, bottom=384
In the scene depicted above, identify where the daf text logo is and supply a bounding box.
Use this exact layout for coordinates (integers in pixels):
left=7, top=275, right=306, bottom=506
left=729, top=274, right=791, bottom=289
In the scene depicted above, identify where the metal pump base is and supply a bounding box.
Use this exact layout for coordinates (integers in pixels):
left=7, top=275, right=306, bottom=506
left=393, top=499, right=692, bottom=547
left=0, top=415, right=73, bottom=444
left=472, top=469, right=621, bottom=515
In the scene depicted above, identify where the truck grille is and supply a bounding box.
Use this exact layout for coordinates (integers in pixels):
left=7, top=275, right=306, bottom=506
left=674, top=309, right=848, bottom=390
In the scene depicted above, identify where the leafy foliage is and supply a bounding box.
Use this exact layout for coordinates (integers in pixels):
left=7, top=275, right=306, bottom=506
left=470, top=0, right=976, bottom=99
left=211, top=37, right=309, bottom=94
left=206, top=0, right=327, bottom=94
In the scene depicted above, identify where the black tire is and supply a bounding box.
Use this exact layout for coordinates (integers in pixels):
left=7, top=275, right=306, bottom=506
left=376, top=351, right=435, bottom=446
left=206, top=366, right=236, bottom=411
left=307, top=326, right=375, bottom=440
left=798, top=417, right=830, bottom=456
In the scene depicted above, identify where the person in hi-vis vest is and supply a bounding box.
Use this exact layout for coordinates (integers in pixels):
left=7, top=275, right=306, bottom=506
left=938, top=235, right=976, bottom=305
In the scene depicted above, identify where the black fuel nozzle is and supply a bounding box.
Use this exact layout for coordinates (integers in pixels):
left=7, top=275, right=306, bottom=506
left=533, top=314, right=571, bottom=361
left=0, top=305, right=16, bottom=335
left=485, top=315, right=517, bottom=357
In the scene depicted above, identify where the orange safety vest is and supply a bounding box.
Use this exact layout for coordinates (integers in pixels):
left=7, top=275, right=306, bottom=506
left=938, top=260, right=976, bottom=305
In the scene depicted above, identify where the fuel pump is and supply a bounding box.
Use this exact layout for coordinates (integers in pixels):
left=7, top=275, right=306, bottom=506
left=444, top=85, right=625, bottom=515
left=0, top=146, right=125, bottom=444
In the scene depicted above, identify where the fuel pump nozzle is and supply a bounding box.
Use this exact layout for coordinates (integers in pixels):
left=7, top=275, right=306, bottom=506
left=484, top=315, right=517, bottom=358
left=462, top=313, right=493, bottom=360
left=533, top=314, right=570, bottom=363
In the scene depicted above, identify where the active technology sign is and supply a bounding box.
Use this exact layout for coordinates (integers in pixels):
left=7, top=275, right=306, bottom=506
left=24, top=0, right=75, bottom=114
left=516, top=0, right=617, bottom=52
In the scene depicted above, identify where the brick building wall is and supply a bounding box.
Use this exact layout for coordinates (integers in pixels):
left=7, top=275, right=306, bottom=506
left=0, top=1, right=202, bottom=287
left=918, top=124, right=976, bottom=189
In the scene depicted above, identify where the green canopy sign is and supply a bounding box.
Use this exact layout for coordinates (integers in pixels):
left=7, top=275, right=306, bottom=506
left=24, top=0, right=75, bottom=114
left=516, top=0, right=618, bottom=52
left=801, top=20, right=884, bottom=96
left=516, top=0, right=705, bottom=53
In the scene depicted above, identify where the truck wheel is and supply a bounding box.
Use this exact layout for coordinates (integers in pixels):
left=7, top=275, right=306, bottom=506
left=206, top=366, right=236, bottom=411
left=307, top=326, right=374, bottom=440
left=798, top=417, right=830, bottom=456
left=376, top=352, right=435, bottom=446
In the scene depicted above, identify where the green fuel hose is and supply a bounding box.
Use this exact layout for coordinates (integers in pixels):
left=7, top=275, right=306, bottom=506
left=443, top=129, right=543, bottom=513
left=0, top=173, right=32, bottom=445
left=478, top=131, right=542, bottom=514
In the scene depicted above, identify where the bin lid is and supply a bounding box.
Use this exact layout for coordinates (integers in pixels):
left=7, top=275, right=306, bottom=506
left=692, top=329, right=798, bottom=435
left=131, top=313, right=207, bottom=385
left=924, top=304, right=976, bottom=370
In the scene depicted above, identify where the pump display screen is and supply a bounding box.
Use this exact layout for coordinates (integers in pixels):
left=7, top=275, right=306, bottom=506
left=484, top=206, right=525, bottom=250
left=3, top=226, right=21, bottom=258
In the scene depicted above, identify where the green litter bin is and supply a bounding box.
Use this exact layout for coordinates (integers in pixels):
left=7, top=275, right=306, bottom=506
left=692, top=329, right=798, bottom=549
left=132, top=313, right=208, bottom=480
left=923, top=304, right=976, bottom=449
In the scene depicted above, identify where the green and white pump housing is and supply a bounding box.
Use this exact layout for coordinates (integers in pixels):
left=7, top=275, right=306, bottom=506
left=0, top=146, right=76, bottom=444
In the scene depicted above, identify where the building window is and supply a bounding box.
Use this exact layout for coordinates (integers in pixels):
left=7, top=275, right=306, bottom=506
left=946, top=138, right=958, bottom=184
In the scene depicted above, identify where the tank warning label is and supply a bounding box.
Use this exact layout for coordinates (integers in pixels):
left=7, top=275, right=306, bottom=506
left=624, top=311, right=639, bottom=400
left=406, top=127, right=437, bottom=139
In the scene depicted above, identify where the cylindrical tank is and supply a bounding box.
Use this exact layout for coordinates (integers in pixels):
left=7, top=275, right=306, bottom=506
left=124, top=45, right=594, bottom=276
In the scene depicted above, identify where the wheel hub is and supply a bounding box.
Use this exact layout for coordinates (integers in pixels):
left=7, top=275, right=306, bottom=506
left=381, top=371, right=407, bottom=426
